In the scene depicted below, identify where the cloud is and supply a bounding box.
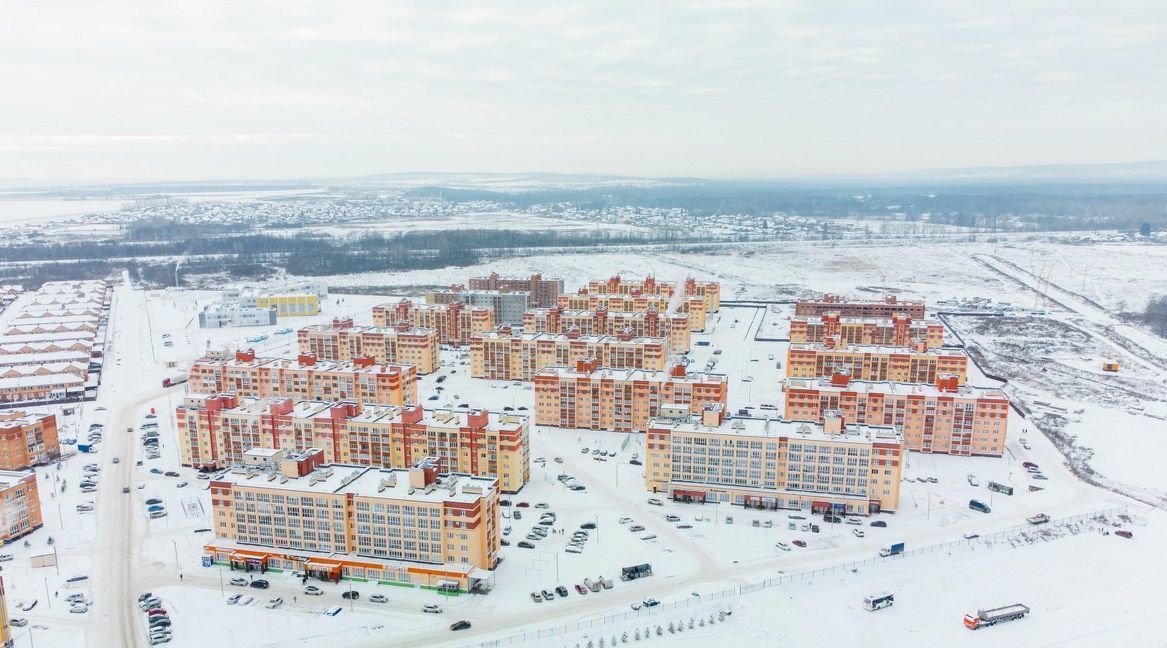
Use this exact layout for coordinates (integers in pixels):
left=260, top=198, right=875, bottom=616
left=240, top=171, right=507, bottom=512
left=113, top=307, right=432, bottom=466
left=0, top=1, right=1164, bottom=179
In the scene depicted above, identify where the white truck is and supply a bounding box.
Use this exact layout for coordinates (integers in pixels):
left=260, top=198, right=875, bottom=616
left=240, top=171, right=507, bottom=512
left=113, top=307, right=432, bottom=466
left=963, top=603, right=1030, bottom=630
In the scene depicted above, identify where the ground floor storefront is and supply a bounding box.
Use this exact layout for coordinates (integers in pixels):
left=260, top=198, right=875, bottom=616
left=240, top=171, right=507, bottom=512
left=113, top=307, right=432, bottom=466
left=666, top=483, right=884, bottom=515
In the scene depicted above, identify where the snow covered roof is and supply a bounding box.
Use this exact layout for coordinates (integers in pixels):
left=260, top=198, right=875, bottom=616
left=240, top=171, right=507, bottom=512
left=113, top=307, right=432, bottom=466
left=0, top=373, right=84, bottom=388
left=649, top=414, right=901, bottom=445
left=786, top=377, right=1007, bottom=400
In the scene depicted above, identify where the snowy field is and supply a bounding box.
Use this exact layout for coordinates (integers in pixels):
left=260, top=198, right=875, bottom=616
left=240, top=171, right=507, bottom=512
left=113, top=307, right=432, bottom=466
left=1, top=235, right=1164, bottom=647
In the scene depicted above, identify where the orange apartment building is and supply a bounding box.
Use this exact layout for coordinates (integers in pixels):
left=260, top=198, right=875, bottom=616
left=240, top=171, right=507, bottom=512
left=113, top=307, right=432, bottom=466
left=789, top=313, right=945, bottom=349
left=188, top=350, right=418, bottom=408
left=683, top=277, right=721, bottom=313
left=372, top=300, right=493, bottom=347
left=557, top=291, right=708, bottom=331
left=522, top=306, right=690, bottom=353
left=0, top=411, right=59, bottom=469
left=470, top=328, right=669, bottom=381
left=0, top=469, right=43, bottom=544
left=534, top=360, right=728, bottom=433
left=205, top=455, right=499, bottom=592
left=795, top=294, right=927, bottom=319
left=645, top=407, right=902, bottom=515
left=298, top=319, right=440, bottom=374
left=468, top=272, right=564, bottom=308
left=177, top=395, right=529, bottom=492
left=784, top=373, right=1010, bottom=457
left=786, top=342, right=969, bottom=385
left=587, top=275, right=677, bottom=297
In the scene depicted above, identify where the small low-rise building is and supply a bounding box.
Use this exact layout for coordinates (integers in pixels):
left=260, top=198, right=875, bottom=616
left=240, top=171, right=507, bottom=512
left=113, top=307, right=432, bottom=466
left=198, top=302, right=278, bottom=328
left=205, top=455, right=499, bottom=591
left=646, top=407, right=902, bottom=515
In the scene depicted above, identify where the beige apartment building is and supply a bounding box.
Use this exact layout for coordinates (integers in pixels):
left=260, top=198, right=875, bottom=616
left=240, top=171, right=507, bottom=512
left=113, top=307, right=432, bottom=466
left=645, top=407, right=903, bottom=515
left=0, top=469, right=43, bottom=544
left=188, top=350, right=418, bottom=408
left=533, top=360, right=728, bottom=433
left=205, top=455, right=499, bottom=592
left=468, top=272, right=563, bottom=308
left=785, top=373, right=1010, bottom=457
left=177, top=395, right=529, bottom=492
left=795, top=294, right=926, bottom=319
left=789, top=313, right=945, bottom=349
left=522, top=306, right=690, bottom=353
left=298, top=319, right=440, bottom=374
left=372, top=300, right=493, bottom=347
left=786, top=342, right=969, bottom=385
left=470, top=329, right=668, bottom=381
left=556, top=292, right=672, bottom=312
left=683, top=277, right=721, bottom=314
left=587, top=275, right=677, bottom=297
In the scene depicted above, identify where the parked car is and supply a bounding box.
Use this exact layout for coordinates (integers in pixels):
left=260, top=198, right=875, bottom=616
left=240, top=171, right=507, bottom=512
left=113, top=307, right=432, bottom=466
left=575, top=584, right=588, bottom=594
left=265, top=597, right=284, bottom=609
left=647, top=498, right=663, bottom=506
left=70, top=604, right=89, bottom=614
left=853, top=529, right=866, bottom=538
left=304, top=585, right=324, bottom=596
left=226, top=594, right=242, bottom=605
left=230, top=577, right=248, bottom=586
left=8, top=618, right=26, bottom=627
left=629, top=525, right=645, bottom=532
left=792, top=540, right=807, bottom=548
left=250, top=579, right=269, bottom=589
left=370, top=594, right=388, bottom=603
left=1116, top=530, right=1134, bottom=539
left=450, top=620, right=472, bottom=631
left=518, top=541, right=535, bottom=549
left=555, top=585, right=569, bottom=597
left=530, top=592, right=542, bottom=603
left=341, top=590, right=359, bottom=600
left=541, top=590, right=554, bottom=601
left=643, top=598, right=660, bottom=607
left=870, top=520, right=888, bottom=528
left=775, top=542, right=791, bottom=551
left=423, top=604, right=443, bottom=614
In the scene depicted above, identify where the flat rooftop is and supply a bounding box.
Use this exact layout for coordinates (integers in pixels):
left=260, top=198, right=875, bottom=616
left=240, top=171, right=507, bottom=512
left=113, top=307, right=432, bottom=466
left=217, top=464, right=496, bottom=503
left=535, top=365, right=726, bottom=384
left=649, top=415, right=901, bottom=445
left=789, top=343, right=966, bottom=357
left=474, top=331, right=666, bottom=345
left=786, top=377, right=1006, bottom=399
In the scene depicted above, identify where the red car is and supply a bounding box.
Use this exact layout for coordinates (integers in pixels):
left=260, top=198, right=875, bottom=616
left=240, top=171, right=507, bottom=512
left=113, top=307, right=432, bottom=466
left=575, top=584, right=588, bottom=595
left=516, top=502, right=530, bottom=508
left=792, top=540, right=807, bottom=548
left=1116, top=530, right=1133, bottom=539
left=1022, top=462, right=1038, bottom=470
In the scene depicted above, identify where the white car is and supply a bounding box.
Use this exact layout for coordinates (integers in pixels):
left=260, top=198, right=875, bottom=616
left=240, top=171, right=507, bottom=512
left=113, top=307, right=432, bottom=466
left=226, top=594, right=242, bottom=605
left=775, top=542, right=791, bottom=552
left=70, top=603, right=89, bottom=614
left=304, top=585, right=324, bottom=596
left=369, top=594, right=388, bottom=604
left=422, top=604, right=443, bottom=614
left=237, top=595, right=255, bottom=606
left=853, top=529, right=866, bottom=538
left=265, top=597, right=284, bottom=609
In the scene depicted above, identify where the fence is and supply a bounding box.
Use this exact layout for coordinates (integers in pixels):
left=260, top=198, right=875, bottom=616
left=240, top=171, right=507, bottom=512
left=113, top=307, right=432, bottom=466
left=456, top=506, right=1127, bottom=647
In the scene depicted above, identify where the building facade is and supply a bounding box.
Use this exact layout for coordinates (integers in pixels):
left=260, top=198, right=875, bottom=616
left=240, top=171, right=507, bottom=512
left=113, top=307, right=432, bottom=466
left=794, top=294, right=926, bottom=319
left=468, top=273, right=563, bottom=308
left=784, top=374, right=1010, bottom=457
left=177, top=395, right=529, bottom=492
left=297, top=319, right=440, bottom=374
left=683, top=277, right=721, bottom=314
left=427, top=289, right=529, bottom=326
left=0, top=470, right=42, bottom=544
left=0, top=411, right=59, bottom=469
left=372, top=300, right=493, bottom=347
left=470, top=329, right=668, bottom=381
left=587, top=275, right=677, bottom=297
left=645, top=407, right=902, bottom=515
left=189, top=350, right=418, bottom=408
left=205, top=456, right=499, bottom=591
left=786, top=343, right=969, bottom=385
left=522, top=306, right=690, bottom=353
left=789, top=314, right=945, bottom=349
left=534, top=360, right=727, bottom=433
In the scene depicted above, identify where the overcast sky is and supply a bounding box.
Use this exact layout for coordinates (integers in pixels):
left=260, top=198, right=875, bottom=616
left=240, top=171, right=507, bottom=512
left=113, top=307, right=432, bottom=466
left=1, top=2, right=1165, bottom=181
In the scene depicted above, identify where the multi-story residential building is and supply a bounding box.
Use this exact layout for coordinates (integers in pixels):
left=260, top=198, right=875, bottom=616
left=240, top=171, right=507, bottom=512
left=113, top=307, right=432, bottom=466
left=0, top=411, right=59, bottom=469
left=789, top=314, right=945, bottom=349
left=177, top=395, right=529, bottom=492
left=204, top=455, right=499, bottom=592
left=470, top=329, right=668, bottom=381
left=468, top=273, right=563, bottom=308
left=0, top=469, right=43, bottom=544
left=795, top=294, right=926, bottom=319
left=784, top=373, right=1010, bottom=456
left=522, top=306, right=690, bottom=353
left=645, top=406, right=902, bottom=515
left=556, top=292, right=672, bottom=312
left=683, top=277, right=721, bottom=313
left=188, top=350, right=418, bottom=407
left=587, top=275, right=677, bottom=297
left=0, top=576, right=11, bottom=647
left=427, top=289, right=529, bottom=326
left=298, top=319, right=440, bottom=374
left=372, top=300, right=493, bottom=347
left=534, top=360, right=727, bottom=433
left=786, top=342, right=969, bottom=385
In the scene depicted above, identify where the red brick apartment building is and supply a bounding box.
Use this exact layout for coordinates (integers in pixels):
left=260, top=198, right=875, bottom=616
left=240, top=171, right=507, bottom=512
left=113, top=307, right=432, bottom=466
left=789, top=313, right=945, bottom=349
left=298, top=319, right=440, bottom=374
left=468, top=272, right=564, bottom=308
left=534, top=360, right=727, bottom=433
left=189, top=350, right=418, bottom=407
left=795, top=294, right=926, bottom=319
left=372, top=300, right=493, bottom=346
left=785, top=373, right=1009, bottom=456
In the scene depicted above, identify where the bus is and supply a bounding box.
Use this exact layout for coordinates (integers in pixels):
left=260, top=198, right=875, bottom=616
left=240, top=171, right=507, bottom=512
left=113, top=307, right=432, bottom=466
left=988, top=481, right=1014, bottom=495
left=863, top=592, right=894, bottom=611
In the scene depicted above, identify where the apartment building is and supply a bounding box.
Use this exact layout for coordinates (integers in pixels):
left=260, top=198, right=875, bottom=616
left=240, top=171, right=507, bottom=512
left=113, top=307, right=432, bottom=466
left=298, top=319, right=440, bottom=374
left=372, top=300, right=493, bottom=347
left=785, top=374, right=1010, bottom=456
left=534, top=360, right=728, bottom=433
left=556, top=292, right=672, bottom=312
left=177, top=395, right=529, bottom=492
left=0, top=576, right=11, bottom=647
left=587, top=275, right=677, bottom=297
left=427, top=289, right=529, bottom=326
left=0, top=411, right=59, bottom=469
left=789, top=314, right=945, bottom=349
left=205, top=455, right=499, bottom=592
left=522, top=306, right=690, bottom=353
left=683, top=277, right=721, bottom=313
left=188, top=350, right=418, bottom=407
left=0, top=469, right=43, bottom=544
left=645, top=407, right=903, bottom=515
left=795, top=294, right=926, bottom=319
left=786, top=342, right=969, bottom=385
left=469, top=272, right=563, bottom=308
left=470, top=329, right=668, bottom=381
